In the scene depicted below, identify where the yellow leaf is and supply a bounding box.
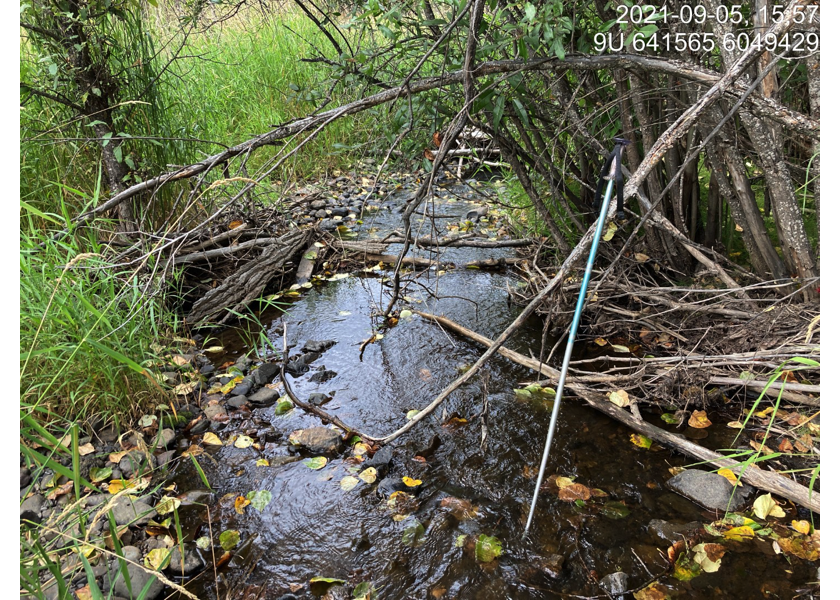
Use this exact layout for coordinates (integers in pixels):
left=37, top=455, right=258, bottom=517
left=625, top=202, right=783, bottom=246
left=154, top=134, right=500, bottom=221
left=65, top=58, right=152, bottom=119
left=340, top=476, right=359, bottom=491
left=155, top=496, right=181, bottom=515
left=594, top=337, right=609, bottom=346
left=602, top=221, right=617, bottom=241
left=630, top=434, right=652, bottom=449
left=791, top=520, right=811, bottom=535
left=402, top=477, right=422, bottom=488
left=726, top=421, right=744, bottom=429
left=724, top=526, right=755, bottom=541
left=144, top=548, right=171, bottom=570
left=555, top=476, right=575, bottom=489
left=234, top=435, right=254, bottom=449
left=753, top=493, right=785, bottom=520
left=229, top=220, right=244, bottom=229
left=256, top=458, right=269, bottom=467
left=609, top=390, right=631, bottom=407
left=717, top=469, right=743, bottom=487
left=688, top=410, right=712, bottom=429
left=202, top=432, right=223, bottom=446
left=359, top=467, right=377, bottom=484
left=777, top=531, right=819, bottom=560
left=234, top=496, right=250, bottom=515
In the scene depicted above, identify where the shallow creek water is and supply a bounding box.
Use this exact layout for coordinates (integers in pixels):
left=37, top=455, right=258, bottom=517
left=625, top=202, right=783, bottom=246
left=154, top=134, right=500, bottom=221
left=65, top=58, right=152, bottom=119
left=170, top=180, right=817, bottom=599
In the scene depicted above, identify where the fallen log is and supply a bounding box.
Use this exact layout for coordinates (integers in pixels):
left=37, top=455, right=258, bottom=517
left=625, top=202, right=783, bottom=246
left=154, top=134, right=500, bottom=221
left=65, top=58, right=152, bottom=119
left=415, top=310, right=820, bottom=513
left=186, top=229, right=312, bottom=324
left=295, top=242, right=321, bottom=284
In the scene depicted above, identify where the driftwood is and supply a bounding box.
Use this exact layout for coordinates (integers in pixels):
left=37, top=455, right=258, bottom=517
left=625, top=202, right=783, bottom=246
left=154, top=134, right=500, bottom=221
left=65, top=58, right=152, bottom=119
left=295, top=243, right=321, bottom=284
left=415, top=311, right=820, bottom=513
left=186, top=229, right=312, bottom=324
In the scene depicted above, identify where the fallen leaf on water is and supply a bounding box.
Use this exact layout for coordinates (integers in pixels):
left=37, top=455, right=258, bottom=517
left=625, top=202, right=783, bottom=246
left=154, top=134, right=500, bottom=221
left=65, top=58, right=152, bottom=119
left=359, top=467, right=377, bottom=484
left=256, top=458, right=269, bottom=467
left=219, top=530, right=240, bottom=551
left=431, top=586, right=448, bottom=599
left=660, top=413, right=679, bottom=424
left=723, top=526, right=755, bottom=541
left=247, top=490, right=272, bottom=511
left=609, top=390, right=631, bottom=407
left=611, top=344, right=631, bottom=353
left=776, top=530, right=819, bottom=561
left=181, top=445, right=203, bottom=457
left=202, top=432, right=223, bottom=446
left=475, top=534, right=503, bottom=563
left=203, top=346, right=225, bottom=353
left=630, top=434, right=652, bottom=449
left=555, top=476, right=575, bottom=489
left=557, top=483, right=591, bottom=501
left=145, top=548, right=171, bottom=570
left=673, top=552, right=702, bottom=581
left=353, top=442, right=371, bottom=456
left=340, top=476, right=359, bottom=491
left=791, top=520, right=811, bottom=535
left=753, top=493, right=785, bottom=519
left=440, top=497, right=478, bottom=520
left=402, top=476, right=422, bottom=488
left=401, top=518, right=426, bottom=547
left=399, top=309, right=413, bottom=319
left=600, top=501, right=631, bottom=519
left=688, top=410, right=712, bottom=429
left=692, top=543, right=725, bottom=573
left=303, top=456, right=328, bottom=470
left=594, top=337, right=609, bottom=346
left=717, top=468, right=743, bottom=487
left=406, top=410, right=420, bottom=420
left=234, top=435, right=254, bottom=449
left=234, top=496, right=250, bottom=514
left=195, top=536, right=211, bottom=551
left=727, top=421, right=744, bottom=429
left=275, top=397, right=294, bottom=415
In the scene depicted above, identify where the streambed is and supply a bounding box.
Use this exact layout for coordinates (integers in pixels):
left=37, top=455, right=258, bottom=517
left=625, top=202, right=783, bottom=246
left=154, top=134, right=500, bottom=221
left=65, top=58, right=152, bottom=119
left=169, top=177, right=818, bottom=599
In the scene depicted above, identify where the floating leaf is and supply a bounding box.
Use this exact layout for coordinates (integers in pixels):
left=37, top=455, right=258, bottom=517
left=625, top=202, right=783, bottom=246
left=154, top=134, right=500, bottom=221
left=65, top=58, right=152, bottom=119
left=692, top=543, right=725, bottom=573
left=753, top=493, right=785, bottom=520
left=353, top=442, right=371, bottom=456
left=234, top=496, right=250, bottom=514
left=717, top=469, right=743, bottom=487
left=247, top=490, right=272, bottom=512
left=275, top=397, right=294, bottom=415
left=406, top=410, right=420, bottom=420
left=611, top=344, right=631, bottom=353
left=203, top=346, right=225, bottom=354
left=219, top=530, right=240, bottom=551
left=557, top=483, right=591, bottom=501
left=202, top=432, right=223, bottom=446
left=402, top=476, right=422, bottom=488
left=660, top=413, right=679, bottom=424
left=144, top=548, right=171, bottom=570
left=399, top=309, right=413, bottom=319
left=594, top=337, right=609, bottom=346
left=727, top=421, right=745, bottom=429
left=234, top=435, right=255, bottom=449
left=555, top=476, right=575, bottom=489
left=630, top=434, right=652, bottom=449
left=156, top=497, right=181, bottom=515
left=89, top=466, right=112, bottom=483
left=440, top=497, right=478, bottom=520
left=401, top=518, right=426, bottom=547
left=688, top=410, right=712, bottom=429
left=256, top=458, right=269, bottom=467
left=609, top=390, right=631, bottom=408
left=340, top=476, right=360, bottom=491
left=195, top=536, right=211, bottom=551
left=359, top=467, right=377, bottom=484
left=791, top=520, right=811, bottom=535
left=455, top=534, right=467, bottom=548
left=475, top=534, right=503, bottom=563
left=304, top=457, right=328, bottom=470
left=600, top=501, right=631, bottom=519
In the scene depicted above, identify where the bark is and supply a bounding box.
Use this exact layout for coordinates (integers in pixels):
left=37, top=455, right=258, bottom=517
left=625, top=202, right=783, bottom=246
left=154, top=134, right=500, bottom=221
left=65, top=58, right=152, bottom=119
left=186, top=229, right=312, bottom=325
left=806, top=52, right=820, bottom=260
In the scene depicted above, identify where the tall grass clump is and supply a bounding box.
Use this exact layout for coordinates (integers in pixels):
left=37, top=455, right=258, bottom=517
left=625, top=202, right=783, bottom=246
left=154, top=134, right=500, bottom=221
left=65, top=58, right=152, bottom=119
left=20, top=189, right=170, bottom=426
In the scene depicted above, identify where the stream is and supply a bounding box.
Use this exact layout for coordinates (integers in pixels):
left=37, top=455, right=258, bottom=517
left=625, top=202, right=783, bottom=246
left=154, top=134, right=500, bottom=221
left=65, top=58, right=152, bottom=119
left=170, top=176, right=818, bottom=599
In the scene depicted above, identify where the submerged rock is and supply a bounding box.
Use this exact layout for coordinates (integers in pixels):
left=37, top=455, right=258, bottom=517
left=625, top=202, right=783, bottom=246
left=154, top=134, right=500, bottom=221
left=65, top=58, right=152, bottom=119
left=308, top=392, right=331, bottom=406
left=647, top=519, right=703, bottom=543
left=249, top=387, right=280, bottom=405
left=309, top=367, right=337, bottom=383
left=290, top=427, right=343, bottom=454
left=301, top=340, right=337, bottom=353
left=666, top=469, right=753, bottom=511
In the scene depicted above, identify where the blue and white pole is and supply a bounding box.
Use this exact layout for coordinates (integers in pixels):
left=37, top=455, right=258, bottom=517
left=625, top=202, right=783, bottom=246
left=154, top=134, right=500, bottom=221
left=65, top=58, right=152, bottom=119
left=523, top=171, right=618, bottom=535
